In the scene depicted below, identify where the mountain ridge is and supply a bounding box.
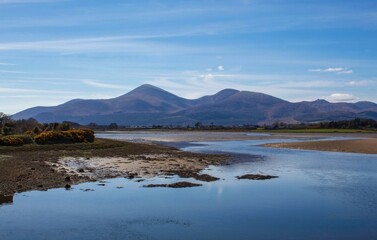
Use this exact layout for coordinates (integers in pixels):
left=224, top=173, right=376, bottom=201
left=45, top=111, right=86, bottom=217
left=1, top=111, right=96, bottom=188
left=12, top=84, right=377, bottom=125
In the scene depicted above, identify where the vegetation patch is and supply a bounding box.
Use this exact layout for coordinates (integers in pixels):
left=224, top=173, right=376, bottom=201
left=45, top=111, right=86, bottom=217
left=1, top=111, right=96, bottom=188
left=0, top=135, right=25, bottom=146
left=34, top=129, right=95, bottom=145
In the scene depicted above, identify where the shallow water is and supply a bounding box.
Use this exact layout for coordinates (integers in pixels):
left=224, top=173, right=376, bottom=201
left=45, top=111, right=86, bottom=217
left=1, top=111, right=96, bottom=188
left=1, top=134, right=377, bottom=240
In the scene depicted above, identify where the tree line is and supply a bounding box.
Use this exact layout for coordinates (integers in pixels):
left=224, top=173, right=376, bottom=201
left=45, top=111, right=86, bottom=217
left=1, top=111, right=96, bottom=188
left=85, top=118, right=377, bottom=131
left=1, top=112, right=376, bottom=136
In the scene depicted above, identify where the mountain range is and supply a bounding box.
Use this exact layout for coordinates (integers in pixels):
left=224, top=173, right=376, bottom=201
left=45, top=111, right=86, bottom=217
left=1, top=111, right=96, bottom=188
left=13, top=84, right=377, bottom=126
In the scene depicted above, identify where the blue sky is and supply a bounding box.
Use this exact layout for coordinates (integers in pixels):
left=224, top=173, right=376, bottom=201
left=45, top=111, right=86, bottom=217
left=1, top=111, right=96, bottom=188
left=1, top=0, right=376, bottom=114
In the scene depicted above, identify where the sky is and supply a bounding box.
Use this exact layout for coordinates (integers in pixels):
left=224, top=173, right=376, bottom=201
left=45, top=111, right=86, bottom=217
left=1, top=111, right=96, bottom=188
left=0, top=0, right=377, bottom=114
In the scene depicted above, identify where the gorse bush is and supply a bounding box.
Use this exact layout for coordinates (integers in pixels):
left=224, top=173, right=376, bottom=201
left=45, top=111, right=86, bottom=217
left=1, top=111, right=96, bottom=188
left=34, top=129, right=95, bottom=145
left=0, top=135, right=24, bottom=146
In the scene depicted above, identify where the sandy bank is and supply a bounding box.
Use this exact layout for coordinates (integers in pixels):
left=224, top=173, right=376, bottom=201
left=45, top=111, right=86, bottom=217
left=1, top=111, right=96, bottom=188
left=263, top=138, right=377, bottom=154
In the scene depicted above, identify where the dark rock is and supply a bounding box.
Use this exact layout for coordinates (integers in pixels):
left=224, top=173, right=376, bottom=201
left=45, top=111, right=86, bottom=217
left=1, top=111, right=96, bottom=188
left=144, top=182, right=202, bottom=188
left=81, top=188, right=94, bottom=192
left=78, top=168, right=85, bottom=173
left=236, top=174, right=278, bottom=180
left=65, top=184, right=71, bottom=189
left=127, top=172, right=138, bottom=179
left=194, top=174, right=219, bottom=182
left=164, top=170, right=219, bottom=182
left=0, top=194, right=14, bottom=205
left=65, top=176, right=71, bottom=182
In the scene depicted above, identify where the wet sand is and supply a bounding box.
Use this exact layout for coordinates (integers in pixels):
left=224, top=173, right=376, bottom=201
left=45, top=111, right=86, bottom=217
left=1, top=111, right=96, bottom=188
left=264, top=138, right=377, bottom=154
left=0, top=138, right=226, bottom=196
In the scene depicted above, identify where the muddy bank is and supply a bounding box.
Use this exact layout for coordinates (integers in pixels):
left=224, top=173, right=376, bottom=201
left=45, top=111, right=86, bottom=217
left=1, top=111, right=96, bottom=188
left=0, top=138, right=227, bottom=196
left=263, top=138, right=377, bottom=154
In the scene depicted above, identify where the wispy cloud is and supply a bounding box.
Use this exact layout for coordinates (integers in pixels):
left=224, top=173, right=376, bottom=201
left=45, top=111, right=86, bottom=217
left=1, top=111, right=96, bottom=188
left=82, top=79, right=130, bottom=90
left=338, top=70, right=353, bottom=74
left=346, top=80, right=373, bottom=86
left=0, top=62, right=16, bottom=66
left=325, top=93, right=359, bottom=102
left=0, top=0, right=60, bottom=4
left=217, top=65, right=224, bottom=71
left=0, top=87, right=78, bottom=94
left=0, top=69, right=25, bottom=73
left=146, top=70, right=329, bottom=100
left=0, top=36, right=204, bottom=55
left=308, top=67, right=353, bottom=74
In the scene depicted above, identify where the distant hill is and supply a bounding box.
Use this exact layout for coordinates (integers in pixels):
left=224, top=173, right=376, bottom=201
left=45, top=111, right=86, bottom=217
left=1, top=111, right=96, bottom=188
left=12, top=84, right=377, bottom=126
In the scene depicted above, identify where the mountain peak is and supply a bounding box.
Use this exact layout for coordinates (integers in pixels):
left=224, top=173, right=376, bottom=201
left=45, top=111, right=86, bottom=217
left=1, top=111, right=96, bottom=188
left=127, top=84, right=164, bottom=94
left=313, top=99, right=330, bottom=104
left=117, top=84, right=170, bottom=99
left=216, top=88, right=240, bottom=95
left=136, top=84, right=161, bottom=90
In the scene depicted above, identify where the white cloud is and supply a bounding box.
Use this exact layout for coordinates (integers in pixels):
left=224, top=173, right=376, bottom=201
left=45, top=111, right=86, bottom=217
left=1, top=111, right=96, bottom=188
left=324, top=67, right=344, bottom=72
left=325, top=93, right=359, bottom=102
left=82, top=79, right=130, bottom=90
left=308, top=67, right=353, bottom=74
left=346, top=80, right=371, bottom=86
left=217, top=65, right=224, bottom=71
left=338, top=70, right=353, bottom=74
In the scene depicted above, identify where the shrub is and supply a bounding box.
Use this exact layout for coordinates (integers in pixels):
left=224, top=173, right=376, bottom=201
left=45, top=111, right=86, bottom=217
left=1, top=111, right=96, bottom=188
left=34, top=129, right=95, bottom=145
left=0, top=135, right=25, bottom=146
left=15, top=134, right=34, bottom=144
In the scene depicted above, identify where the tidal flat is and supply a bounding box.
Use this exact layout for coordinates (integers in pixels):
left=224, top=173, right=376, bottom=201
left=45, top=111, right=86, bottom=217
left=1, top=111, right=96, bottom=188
left=0, top=137, right=226, bottom=196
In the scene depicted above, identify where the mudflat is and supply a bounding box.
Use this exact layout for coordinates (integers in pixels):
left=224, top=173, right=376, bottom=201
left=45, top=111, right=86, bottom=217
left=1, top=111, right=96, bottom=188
left=0, top=138, right=226, bottom=195
left=264, top=138, right=377, bottom=154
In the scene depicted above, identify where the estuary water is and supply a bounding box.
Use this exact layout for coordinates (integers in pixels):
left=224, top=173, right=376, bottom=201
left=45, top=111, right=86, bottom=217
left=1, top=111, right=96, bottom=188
left=1, top=133, right=377, bottom=240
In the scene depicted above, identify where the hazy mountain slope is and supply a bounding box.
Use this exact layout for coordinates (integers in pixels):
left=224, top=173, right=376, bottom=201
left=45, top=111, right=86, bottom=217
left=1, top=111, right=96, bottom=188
left=12, top=84, right=377, bottom=125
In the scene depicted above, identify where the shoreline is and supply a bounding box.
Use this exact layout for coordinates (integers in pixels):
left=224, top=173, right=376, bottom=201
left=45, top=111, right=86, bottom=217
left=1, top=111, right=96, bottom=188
left=263, top=137, right=377, bottom=154
left=97, top=130, right=377, bottom=142
left=0, top=138, right=227, bottom=196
